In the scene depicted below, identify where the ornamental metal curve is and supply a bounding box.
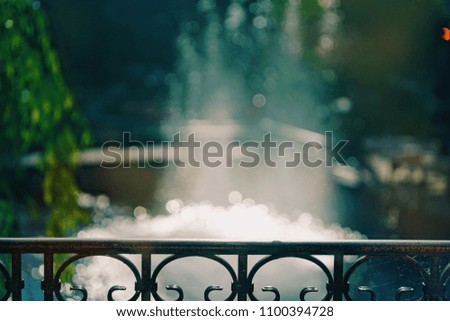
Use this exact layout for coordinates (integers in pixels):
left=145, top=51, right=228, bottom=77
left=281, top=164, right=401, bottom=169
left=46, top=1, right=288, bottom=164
left=150, top=255, right=238, bottom=301
left=438, top=262, right=450, bottom=300
left=343, top=255, right=429, bottom=301
left=53, top=254, right=141, bottom=301
left=247, top=254, right=334, bottom=301
left=0, top=260, right=12, bottom=301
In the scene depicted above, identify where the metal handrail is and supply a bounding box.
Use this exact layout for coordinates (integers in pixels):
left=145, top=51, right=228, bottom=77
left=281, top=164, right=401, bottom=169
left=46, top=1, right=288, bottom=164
left=0, top=238, right=449, bottom=301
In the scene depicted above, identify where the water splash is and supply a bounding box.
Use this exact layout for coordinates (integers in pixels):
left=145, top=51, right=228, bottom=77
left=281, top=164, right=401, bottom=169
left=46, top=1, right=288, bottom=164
left=166, top=0, right=325, bottom=128
left=282, top=0, right=302, bottom=56
left=67, top=192, right=363, bottom=300
left=79, top=192, right=361, bottom=241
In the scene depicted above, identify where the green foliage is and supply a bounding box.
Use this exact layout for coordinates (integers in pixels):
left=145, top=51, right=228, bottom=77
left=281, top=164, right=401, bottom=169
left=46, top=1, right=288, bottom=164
left=0, top=200, right=15, bottom=236
left=0, top=0, right=91, bottom=236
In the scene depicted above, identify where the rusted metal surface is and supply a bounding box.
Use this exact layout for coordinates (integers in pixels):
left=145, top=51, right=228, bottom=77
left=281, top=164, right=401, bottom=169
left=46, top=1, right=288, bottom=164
left=0, top=238, right=449, bottom=301
left=1, top=238, right=449, bottom=254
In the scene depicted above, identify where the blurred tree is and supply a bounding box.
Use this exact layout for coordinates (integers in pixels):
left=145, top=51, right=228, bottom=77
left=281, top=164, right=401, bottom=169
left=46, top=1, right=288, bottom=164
left=333, top=0, right=443, bottom=139
left=0, top=0, right=91, bottom=236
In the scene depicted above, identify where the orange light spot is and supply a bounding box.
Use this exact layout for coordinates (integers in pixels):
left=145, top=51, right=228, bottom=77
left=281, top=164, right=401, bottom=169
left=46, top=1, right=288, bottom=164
left=442, top=27, right=450, bottom=41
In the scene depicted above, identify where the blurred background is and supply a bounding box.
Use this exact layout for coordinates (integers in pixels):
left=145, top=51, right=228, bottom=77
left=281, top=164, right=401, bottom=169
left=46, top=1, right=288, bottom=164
left=1, top=0, right=450, bottom=239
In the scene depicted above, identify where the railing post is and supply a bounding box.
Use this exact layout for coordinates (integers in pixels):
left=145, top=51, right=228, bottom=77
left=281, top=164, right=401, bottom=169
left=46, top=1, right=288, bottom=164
left=333, top=253, right=344, bottom=301
left=141, top=253, right=151, bottom=301
left=42, top=253, right=54, bottom=301
left=237, top=254, right=248, bottom=301
left=428, top=256, right=441, bottom=300
left=12, top=253, right=23, bottom=301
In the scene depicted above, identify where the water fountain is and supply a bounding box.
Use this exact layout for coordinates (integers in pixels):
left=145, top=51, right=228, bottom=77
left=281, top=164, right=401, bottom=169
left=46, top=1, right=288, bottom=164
left=33, top=0, right=363, bottom=301
left=153, top=0, right=343, bottom=221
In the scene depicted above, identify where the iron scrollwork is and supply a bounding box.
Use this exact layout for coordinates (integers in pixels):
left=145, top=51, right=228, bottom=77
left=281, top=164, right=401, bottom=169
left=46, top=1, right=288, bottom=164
left=0, top=239, right=449, bottom=301
left=438, top=262, right=450, bottom=300
left=150, top=255, right=238, bottom=301
left=343, top=255, right=429, bottom=301
left=53, top=254, right=142, bottom=301
left=247, top=254, right=334, bottom=301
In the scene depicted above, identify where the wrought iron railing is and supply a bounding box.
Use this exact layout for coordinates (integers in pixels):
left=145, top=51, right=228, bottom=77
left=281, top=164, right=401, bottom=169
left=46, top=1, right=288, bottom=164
left=0, top=239, right=449, bottom=301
